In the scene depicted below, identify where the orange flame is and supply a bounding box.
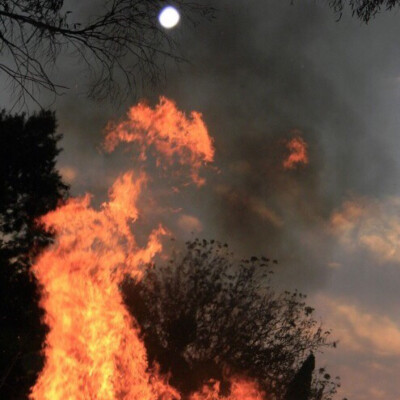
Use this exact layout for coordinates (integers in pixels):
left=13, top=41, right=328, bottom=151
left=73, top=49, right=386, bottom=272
left=29, top=98, right=265, bottom=400
left=104, top=96, right=215, bottom=186
left=283, top=135, right=309, bottom=170
left=190, top=378, right=266, bottom=400
left=30, top=171, right=172, bottom=400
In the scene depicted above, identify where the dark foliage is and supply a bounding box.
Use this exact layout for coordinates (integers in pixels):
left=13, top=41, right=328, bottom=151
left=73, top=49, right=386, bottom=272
left=0, top=0, right=215, bottom=105
left=0, top=110, right=68, bottom=398
left=123, top=239, right=340, bottom=400
left=0, top=110, right=68, bottom=263
left=285, top=353, right=314, bottom=400
left=0, top=254, right=47, bottom=399
left=329, top=0, right=400, bottom=22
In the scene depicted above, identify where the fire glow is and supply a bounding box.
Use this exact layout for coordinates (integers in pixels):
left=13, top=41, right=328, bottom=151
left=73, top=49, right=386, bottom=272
left=29, top=98, right=265, bottom=400
left=283, top=135, right=309, bottom=170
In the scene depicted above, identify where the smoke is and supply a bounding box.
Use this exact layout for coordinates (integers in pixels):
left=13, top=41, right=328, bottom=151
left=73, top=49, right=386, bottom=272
left=13, top=2, right=400, bottom=398
left=48, top=1, right=400, bottom=293
left=29, top=96, right=273, bottom=400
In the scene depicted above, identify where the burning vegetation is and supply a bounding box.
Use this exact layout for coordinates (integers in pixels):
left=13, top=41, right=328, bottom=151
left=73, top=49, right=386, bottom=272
left=123, top=239, right=337, bottom=400
left=29, top=97, right=270, bottom=400
left=1, top=99, right=339, bottom=400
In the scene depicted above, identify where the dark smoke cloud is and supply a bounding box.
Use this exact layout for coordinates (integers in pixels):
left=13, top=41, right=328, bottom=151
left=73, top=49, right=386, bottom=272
left=3, top=1, right=400, bottom=398
left=44, top=0, right=400, bottom=297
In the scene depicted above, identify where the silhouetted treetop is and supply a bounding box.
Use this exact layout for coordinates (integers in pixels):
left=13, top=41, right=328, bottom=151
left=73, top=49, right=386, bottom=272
left=123, top=238, right=340, bottom=400
left=0, top=110, right=68, bottom=268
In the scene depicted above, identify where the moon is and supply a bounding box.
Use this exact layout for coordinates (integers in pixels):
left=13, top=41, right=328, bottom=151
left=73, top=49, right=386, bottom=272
left=158, top=6, right=180, bottom=29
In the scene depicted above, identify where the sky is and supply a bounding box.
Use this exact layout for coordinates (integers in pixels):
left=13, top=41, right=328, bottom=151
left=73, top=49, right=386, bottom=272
left=3, top=1, right=400, bottom=399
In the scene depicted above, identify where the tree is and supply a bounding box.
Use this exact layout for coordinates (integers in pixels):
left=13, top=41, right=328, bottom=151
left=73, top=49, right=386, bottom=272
left=285, top=353, right=314, bottom=400
left=329, top=0, right=400, bottom=22
left=0, top=109, right=68, bottom=267
left=0, top=0, right=215, bottom=105
left=0, top=110, right=68, bottom=398
left=122, top=238, right=340, bottom=400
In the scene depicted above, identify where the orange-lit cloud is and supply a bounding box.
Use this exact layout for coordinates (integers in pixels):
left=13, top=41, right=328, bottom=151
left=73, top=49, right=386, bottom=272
left=59, top=165, right=77, bottom=184
left=248, top=197, right=284, bottom=227
left=330, top=197, right=400, bottom=263
left=329, top=362, right=397, bottom=400
left=177, top=214, right=203, bottom=233
left=316, top=295, right=400, bottom=356
left=283, top=134, right=309, bottom=170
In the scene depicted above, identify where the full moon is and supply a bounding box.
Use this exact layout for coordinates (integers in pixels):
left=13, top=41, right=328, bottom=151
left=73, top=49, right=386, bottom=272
left=158, top=6, right=180, bottom=29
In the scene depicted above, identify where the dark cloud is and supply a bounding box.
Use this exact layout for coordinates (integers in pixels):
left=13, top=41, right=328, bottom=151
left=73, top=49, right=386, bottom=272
left=46, top=0, right=400, bottom=296
left=4, top=1, right=400, bottom=398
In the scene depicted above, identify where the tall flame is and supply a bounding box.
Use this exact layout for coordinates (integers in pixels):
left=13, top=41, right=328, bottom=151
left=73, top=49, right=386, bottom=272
left=30, top=97, right=264, bottom=400
left=30, top=171, right=172, bottom=400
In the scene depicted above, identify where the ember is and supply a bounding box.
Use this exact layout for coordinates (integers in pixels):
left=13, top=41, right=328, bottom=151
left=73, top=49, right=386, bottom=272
left=283, top=134, right=309, bottom=170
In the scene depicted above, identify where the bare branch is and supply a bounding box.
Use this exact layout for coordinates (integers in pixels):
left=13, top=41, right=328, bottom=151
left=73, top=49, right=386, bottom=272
left=0, top=0, right=216, bottom=106
left=329, top=0, right=400, bottom=22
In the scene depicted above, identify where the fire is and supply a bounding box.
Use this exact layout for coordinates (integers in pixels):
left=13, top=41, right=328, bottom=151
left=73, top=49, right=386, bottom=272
left=29, top=97, right=264, bottom=400
left=190, top=379, right=265, bottom=400
left=30, top=172, right=172, bottom=400
left=104, top=96, right=215, bottom=186
left=283, top=134, right=309, bottom=170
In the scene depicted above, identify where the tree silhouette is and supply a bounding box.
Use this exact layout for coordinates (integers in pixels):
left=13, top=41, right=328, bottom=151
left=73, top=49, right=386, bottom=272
left=329, top=0, right=400, bottom=22
left=285, top=353, right=314, bottom=400
left=0, top=110, right=68, bottom=398
left=123, top=238, right=340, bottom=400
left=0, top=0, right=215, bottom=105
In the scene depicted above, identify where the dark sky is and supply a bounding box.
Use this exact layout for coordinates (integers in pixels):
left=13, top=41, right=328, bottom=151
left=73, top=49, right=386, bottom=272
left=4, top=1, right=400, bottom=399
